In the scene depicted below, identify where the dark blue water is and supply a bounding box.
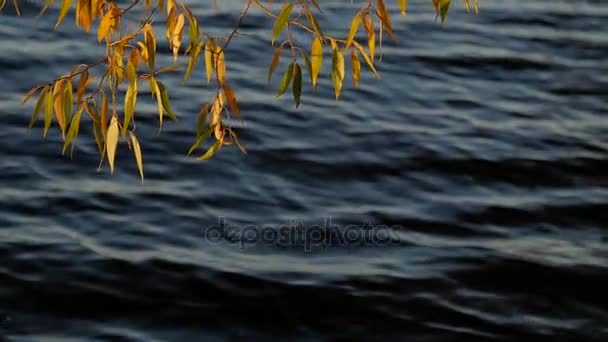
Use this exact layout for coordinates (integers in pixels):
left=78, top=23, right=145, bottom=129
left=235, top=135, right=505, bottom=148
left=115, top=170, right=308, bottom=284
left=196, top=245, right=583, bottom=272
left=1, top=0, right=608, bottom=340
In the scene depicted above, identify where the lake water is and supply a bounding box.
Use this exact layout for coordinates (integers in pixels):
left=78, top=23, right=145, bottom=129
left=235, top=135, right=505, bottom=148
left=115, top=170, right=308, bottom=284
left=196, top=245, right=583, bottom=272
left=1, top=0, right=607, bottom=340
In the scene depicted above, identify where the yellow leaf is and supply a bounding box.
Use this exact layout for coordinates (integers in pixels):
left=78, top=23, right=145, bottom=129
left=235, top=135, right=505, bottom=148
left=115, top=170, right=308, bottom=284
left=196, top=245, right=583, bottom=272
left=464, top=0, right=478, bottom=14
left=97, top=9, right=112, bottom=42
left=55, top=0, right=72, bottom=29
left=272, top=4, right=294, bottom=45
left=351, top=49, right=361, bottom=87
left=353, top=41, right=379, bottom=78
left=76, top=0, right=92, bottom=32
left=204, top=39, right=215, bottom=84
left=209, top=97, right=224, bottom=126
left=397, top=0, right=407, bottom=16
left=53, top=79, right=67, bottom=138
left=122, top=79, right=137, bottom=135
left=166, top=0, right=176, bottom=16
left=144, top=23, right=156, bottom=70
left=129, top=132, right=144, bottom=183
left=362, top=15, right=375, bottom=61
left=311, top=37, right=322, bottom=89
left=171, top=13, right=185, bottom=61
left=345, top=12, right=361, bottom=50
left=331, top=46, right=345, bottom=100
left=216, top=47, right=226, bottom=85
left=106, top=115, right=119, bottom=175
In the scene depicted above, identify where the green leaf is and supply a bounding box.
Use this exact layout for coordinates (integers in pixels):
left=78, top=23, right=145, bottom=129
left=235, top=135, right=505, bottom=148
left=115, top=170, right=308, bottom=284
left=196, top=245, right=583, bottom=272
left=122, top=80, right=137, bottom=135
left=292, top=63, right=302, bottom=108
left=197, top=138, right=222, bottom=160
left=28, top=86, right=49, bottom=129
left=62, top=105, right=83, bottom=156
left=43, top=85, right=53, bottom=138
left=93, top=121, right=104, bottom=154
left=196, top=102, right=210, bottom=137
left=188, top=125, right=213, bottom=156
left=272, top=3, right=294, bottom=45
left=439, top=0, right=451, bottom=26
left=277, top=63, right=294, bottom=98
left=63, top=80, right=73, bottom=125
left=300, top=50, right=313, bottom=86
left=184, top=41, right=203, bottom=83
left=156, top=80, right=177, bottom=121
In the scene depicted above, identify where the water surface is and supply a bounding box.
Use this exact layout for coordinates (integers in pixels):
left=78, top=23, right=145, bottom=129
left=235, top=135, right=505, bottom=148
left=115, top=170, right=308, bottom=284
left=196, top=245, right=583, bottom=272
left=1, top=1, right=607, bottom=340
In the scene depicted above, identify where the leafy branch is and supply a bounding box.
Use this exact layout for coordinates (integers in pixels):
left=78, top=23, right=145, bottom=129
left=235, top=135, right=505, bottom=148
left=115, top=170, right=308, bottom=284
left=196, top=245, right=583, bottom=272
left=2, top=0, right=480, bottom=182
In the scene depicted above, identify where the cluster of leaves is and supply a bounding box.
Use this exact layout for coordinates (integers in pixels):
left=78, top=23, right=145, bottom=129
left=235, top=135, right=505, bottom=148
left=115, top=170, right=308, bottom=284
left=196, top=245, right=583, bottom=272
left=1, top=0, right=479, bottom=181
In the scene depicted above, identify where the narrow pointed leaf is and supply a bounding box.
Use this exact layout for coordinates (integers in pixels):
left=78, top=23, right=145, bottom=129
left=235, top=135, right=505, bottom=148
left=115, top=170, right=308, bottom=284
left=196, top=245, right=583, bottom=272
left=300, top=50, right=313, bottom=85
left=277, top=63, right=294, bottom=98
left=106, top=115, right=119, bottom=175
left=351, top=49, right=361, bottom=87
left=439, top=0, right=451, bottom=26
left=292, top=63, right=302, bottom=108
left=43, top=85, right=53, bottom=137
left=223, top=83, right=240, bottom=118
left=397, top=0, right=407, bottom=16
left=353, top=41, right=379, bottom=77
left=204, top=39, right=215, bottom=84
left=311, top=37, right=322, bottom=88
left=29, top=86, right=49, bottom=129
left=122, top=80, right=137, bottom=135
left=268, top=46, right=283, bottom=83
left=129, top=132, right=144, bottom=183
left=345, top=12, right=361, bottom=50
left=331, top=47, right=345, bottom=100
left=55, top=0, right=72, bottom=29
left=101, top=92, right=108, bottom=138
left=157, top=80, right=177, bottom=121
left=188, top=126, right=213, bottom=156
left=197, top=139, right=222, bottom=160
left=272, top=4, right=294, bottom=45
left=62, top=105, right=83, bottom=156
